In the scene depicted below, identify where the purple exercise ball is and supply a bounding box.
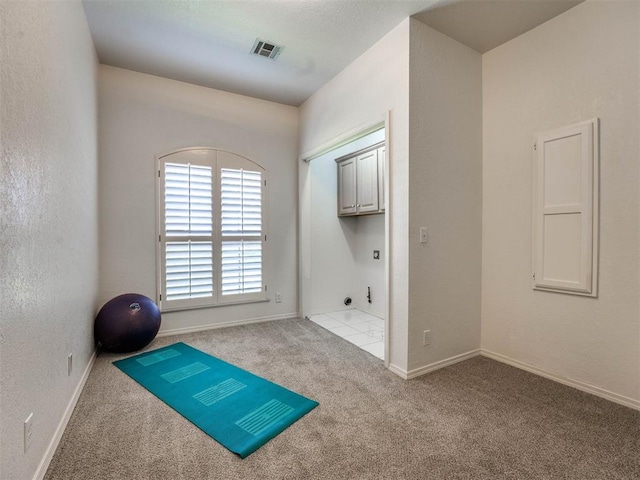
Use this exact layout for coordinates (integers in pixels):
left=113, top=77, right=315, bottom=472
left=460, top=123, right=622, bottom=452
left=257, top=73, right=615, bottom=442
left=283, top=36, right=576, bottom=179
left=94, top=293, right=161, bottom=353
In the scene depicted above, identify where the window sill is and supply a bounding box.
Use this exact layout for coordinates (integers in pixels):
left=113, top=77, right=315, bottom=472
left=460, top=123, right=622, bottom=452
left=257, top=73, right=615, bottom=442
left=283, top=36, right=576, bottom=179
left=160, top=297, right=270, bottom=313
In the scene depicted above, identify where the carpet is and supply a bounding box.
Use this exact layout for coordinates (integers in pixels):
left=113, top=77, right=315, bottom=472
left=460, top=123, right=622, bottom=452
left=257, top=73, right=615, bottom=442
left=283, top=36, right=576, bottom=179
left=113, top=342, right=318, bottom=458
left=46, top=319, right=640, bottom=480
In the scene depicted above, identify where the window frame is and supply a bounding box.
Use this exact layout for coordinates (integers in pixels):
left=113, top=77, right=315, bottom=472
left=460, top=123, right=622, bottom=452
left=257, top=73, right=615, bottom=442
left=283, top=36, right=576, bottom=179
left=156, top=147, right=268, bottom=312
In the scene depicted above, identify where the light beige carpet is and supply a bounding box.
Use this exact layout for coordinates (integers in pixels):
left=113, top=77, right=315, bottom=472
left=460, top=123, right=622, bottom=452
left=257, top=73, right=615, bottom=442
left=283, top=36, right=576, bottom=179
left=45, top=318, right=639, bottom=479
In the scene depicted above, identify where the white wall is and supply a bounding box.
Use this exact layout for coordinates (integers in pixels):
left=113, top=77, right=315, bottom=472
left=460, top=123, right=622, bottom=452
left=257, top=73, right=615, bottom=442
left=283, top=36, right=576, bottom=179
left=300, top=20, right=410, bottom=370
left=98, top=66, right=299, bottom=334
left=482, top=0, right=640, bottom=404
left=307, top=130, right=386, bottom=317
left=300, top=18, right=483, bottom=374
left=308, top=147, right=358, bottom=314
left=407, top=19, right=483, bottom=372
left=353, top=214, right=386, bottom=317
left=0, top=2, right=99, bottom=479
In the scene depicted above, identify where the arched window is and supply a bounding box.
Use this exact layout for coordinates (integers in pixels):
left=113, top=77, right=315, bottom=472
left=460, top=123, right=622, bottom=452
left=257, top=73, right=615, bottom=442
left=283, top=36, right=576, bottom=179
left=157, top=148, right=267, bottom=310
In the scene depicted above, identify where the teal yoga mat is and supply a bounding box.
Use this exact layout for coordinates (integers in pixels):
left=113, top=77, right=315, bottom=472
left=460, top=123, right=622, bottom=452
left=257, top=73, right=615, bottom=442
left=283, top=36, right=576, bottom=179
left=113, top=342, right=318, bottom=458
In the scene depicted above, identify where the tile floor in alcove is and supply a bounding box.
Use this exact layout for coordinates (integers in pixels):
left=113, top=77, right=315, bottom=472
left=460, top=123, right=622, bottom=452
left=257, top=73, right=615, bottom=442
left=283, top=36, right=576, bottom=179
left=308, top=309, right=384, bottom=360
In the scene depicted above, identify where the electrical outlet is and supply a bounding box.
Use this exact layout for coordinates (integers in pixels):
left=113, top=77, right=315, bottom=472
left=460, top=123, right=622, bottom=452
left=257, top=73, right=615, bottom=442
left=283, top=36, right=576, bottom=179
left=24, top=413, right=33, bottom=453
left=275, top=292, right=282, bottom=303
left=423, top=330, right=431, bottom=346
left=67, top=353, right=73, bottom=376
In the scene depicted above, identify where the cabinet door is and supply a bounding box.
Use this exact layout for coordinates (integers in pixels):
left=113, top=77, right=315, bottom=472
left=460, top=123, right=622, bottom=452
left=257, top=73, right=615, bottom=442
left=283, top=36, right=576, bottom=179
left=337, top=157, right=357, bottom=215
left=356, top=150, right=379, bottom=213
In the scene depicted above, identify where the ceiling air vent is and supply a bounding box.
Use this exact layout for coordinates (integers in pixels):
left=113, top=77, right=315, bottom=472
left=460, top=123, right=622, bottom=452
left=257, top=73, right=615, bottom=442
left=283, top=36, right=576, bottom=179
left=251, top=38, right=282, bottom=60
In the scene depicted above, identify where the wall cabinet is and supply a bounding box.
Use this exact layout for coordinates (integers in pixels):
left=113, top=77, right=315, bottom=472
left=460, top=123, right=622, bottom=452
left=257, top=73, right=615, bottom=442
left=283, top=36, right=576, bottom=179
left=336, top=142, right=385, bottom=217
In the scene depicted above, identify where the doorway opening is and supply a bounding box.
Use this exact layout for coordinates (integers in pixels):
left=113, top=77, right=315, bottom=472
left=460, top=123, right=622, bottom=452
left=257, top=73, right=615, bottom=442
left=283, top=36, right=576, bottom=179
left=300, top=126, right=387, bottom=360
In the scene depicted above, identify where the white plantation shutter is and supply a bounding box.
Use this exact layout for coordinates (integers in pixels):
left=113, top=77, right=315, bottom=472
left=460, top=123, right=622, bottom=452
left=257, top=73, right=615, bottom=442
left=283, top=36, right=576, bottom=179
left=165, top=163, right=213, bottom=236
left=221, top=168, right=262, bottom=236
left=220, top=168, right=262, bottom=295
left=165, top=241, right=213, bottom=300
left=158, top=149, right=267, bottom=310
left=221, top=241, right=263, bottom=295
left=218, top=153, right=265, bottom=298
left=162, top=159, right=215, bottom=306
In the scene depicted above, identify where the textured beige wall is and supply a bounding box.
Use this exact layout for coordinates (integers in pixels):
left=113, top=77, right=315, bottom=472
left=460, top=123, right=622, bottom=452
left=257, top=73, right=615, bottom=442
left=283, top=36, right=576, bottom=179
left=482, top=0, right=639, bottom=403
left=408, top=18, right=483, bottom=372
left=0, top=1, right=99, bottom=478
left=299, top=20, right=410, bottom=370
left=98, top=66, right=299, bottom=333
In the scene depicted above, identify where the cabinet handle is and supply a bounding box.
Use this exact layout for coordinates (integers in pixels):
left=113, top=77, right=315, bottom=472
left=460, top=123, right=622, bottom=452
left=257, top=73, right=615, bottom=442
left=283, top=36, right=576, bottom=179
left=350, top=204, right=356, bottom=208
left=356, top=204, right=360, bottom=207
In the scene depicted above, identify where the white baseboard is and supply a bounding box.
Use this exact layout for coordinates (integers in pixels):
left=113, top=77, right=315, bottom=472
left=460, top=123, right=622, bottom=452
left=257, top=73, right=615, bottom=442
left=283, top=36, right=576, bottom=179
left=33, top=350, right=97, bottom=480
left=156, top=313, right=299, bottom=337
left=481, top=349, right=640, bottom=411
left=388, top=349, right=481, bottom=380
left=387, top=363, right=409, bottom=379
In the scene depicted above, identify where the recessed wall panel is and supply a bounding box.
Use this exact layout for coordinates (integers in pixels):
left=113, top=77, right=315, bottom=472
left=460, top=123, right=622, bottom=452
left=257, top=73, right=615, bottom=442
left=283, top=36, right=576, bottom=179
left=542, top=213, right=582, bottom=284
left=543, top=134, right=582, bottom=207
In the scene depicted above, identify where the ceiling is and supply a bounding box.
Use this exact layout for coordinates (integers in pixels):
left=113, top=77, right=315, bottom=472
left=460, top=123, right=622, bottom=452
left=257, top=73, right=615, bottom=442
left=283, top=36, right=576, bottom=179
left=83, top=0, right=583, bottom=107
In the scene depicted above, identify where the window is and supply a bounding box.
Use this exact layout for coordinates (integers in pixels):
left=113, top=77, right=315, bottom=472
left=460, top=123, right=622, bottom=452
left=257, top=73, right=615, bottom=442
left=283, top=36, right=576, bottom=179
left=157, top=148, right=267, bottom=310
